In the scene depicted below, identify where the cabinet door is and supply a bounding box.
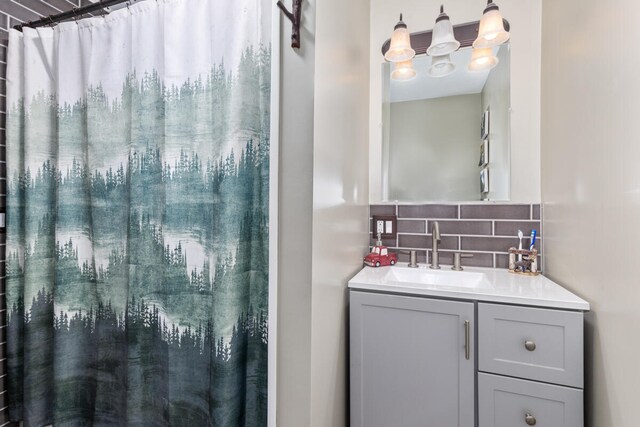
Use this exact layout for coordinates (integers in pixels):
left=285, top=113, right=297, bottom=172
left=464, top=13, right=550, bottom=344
left=478, top=373, right=583, bottom=427
left=350, top=291, right=475, bottom=427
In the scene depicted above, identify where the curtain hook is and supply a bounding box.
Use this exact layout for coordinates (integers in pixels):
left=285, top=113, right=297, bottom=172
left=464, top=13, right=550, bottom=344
left=48, top=16, right=55, bottom=27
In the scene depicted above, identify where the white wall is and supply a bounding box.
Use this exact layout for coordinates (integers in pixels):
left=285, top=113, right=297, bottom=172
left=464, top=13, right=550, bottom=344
left=277, top=1, right=316, bottom=424
left=277, top=0, right=371, bottom=424
left=541, top=1, right=640, bottom=426
left=310, top=0, right=371, bottom=425
left=369, top=0, right=541, bottom=203
left=388, top=94, right=481, bottom=201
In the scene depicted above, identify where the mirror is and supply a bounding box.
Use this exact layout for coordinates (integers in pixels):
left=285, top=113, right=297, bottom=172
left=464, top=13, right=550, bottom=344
left=381, top=44, right=511, bottom=202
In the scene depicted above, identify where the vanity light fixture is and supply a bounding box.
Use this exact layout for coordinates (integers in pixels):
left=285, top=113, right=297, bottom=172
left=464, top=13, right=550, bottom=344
left=385, top=14, right=416, bottom=63
left=473, top=0, right=510, bottom=49
left=428, top=54, right=456, bottom=77
left=391, top=59, right=417, bottom=81
left=467, top=47, right=499, bottom=72
left=426, top=5, right=460, bottom=57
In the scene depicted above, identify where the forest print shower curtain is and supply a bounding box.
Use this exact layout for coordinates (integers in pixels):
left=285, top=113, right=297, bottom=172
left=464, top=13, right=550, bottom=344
left=5, top=0, right=271, bottom=425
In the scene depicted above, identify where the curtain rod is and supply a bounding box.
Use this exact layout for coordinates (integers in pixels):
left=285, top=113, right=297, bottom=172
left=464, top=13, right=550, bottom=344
left=13, top=0, right=136, bottom=32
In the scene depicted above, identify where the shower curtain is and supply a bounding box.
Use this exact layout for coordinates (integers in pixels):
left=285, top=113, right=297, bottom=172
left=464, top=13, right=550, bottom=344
left=5, top=0, right=271, bottom=425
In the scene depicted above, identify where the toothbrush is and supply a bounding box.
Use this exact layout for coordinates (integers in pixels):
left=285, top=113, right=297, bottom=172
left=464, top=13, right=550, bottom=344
left=529, top=230, right=537, bottom=251
left=517, top=230, right=523, bottom=261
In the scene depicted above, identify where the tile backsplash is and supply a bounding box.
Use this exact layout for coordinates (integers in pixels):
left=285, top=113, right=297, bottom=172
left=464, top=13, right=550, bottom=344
left=370, top=203, right=542, bottom=269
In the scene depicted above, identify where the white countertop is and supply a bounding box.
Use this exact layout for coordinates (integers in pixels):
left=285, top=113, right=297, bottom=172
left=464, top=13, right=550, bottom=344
left=348, top=264, right=590, bottom=311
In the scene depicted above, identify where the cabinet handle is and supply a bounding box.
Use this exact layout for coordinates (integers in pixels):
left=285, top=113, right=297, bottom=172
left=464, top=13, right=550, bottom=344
left=464, top=320, right=470, bottom=360
left=524, top=413, right=537, bottom=425
left=524, top=340, right=537, bottom=351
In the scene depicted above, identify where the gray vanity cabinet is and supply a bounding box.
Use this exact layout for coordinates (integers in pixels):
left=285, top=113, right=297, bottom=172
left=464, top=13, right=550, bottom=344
left=349, top=291, right=475, bottom=427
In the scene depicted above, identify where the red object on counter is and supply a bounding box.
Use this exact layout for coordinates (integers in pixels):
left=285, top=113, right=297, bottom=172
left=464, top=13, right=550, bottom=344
left=364, top=245, right=398, bottom=267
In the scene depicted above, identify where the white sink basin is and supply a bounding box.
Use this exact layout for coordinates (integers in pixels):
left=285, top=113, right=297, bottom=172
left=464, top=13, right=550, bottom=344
left=384, top=266, right=492, bottom=289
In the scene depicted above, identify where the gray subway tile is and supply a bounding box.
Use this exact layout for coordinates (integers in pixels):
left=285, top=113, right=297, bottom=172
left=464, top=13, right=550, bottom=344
left=461, top=236, right=541, bottom=253
left=370, top=204, right=396, bottom=216
left=397, top=219, right=426, bottom=234
left=15, top=0, right=60, bottom=17
left=494, top=221, right=541, bottom=237
left=397, top=250, right=427, bottom=264
left=460, top=204, right=531, bottom=220
left=462, top=236, right=518, bottom=253
left=428, top=220, right=492, bottom=236
left=43, top=0, right=79, bottom=12
left=398, top=234, right=458, bottom=250
left=369, top=234, right=396, bottom=248
left=532, top=204, right=541, bottom=220
left=1, top=2, right=39, bottom=21
left=424, top=251, right=493, bottom=268
left=398, top=204, right=458, bottom=219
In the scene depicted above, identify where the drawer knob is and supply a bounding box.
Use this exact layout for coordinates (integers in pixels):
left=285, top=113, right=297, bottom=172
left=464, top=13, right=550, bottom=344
left=525, top=413, right=537, bottom=425
left=524, top=340, right=537, bottom=351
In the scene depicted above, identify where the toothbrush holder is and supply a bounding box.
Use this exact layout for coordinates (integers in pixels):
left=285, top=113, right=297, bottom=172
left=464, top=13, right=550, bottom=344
left=508, top=247, right=540, bottom=276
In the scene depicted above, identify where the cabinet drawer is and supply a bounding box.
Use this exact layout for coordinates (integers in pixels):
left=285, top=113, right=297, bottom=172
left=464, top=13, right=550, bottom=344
left=478, top=373, right=583, bottom=427
left=478, top=303, right=583, bottom=388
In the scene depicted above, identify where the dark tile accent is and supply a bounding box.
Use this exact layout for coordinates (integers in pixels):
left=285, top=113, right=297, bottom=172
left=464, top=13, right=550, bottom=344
left=460, top=204, right=531, bottom=220
left=14, top=0, right=60, bottom=16
left=532, top=204, right=541, bottom=220
left=0, top=2, right=40, bottom=21
left=494, top=221, right=541, bottom=237
left=0, top=405, right=7, bottom=424
left=461, top=236, right=541, bottom=253
left=369, top=234, right=396, bottom=248
left=370, top=204, right=396, bottom=216
left=398, top=234, right=458, bottom=250
left=44, top=0, right=79, bottom=12
left=428, top=220, right=492, bottom=236
left=431, top=251, right=494, bottom=268
left=398, top=204, right=458, bottom=219
left=397, top=250, right=427, bottom=264
left=397, top=219, right=426, bottom=234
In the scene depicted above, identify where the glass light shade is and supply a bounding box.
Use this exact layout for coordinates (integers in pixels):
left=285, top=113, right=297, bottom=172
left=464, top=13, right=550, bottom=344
left=427, top=13, right=460, bottom=57
left=385, top=16, right=415, bottom=62
left=473, top=5, right=510, bottom=49
left=428, top=55, right=455, bottom=78
left=391, top=60, right=417, bottom=81
left=468, top=48, right=499, bottom=71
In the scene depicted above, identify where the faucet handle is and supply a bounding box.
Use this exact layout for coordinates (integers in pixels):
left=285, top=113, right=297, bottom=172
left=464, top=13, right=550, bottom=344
left=452, top=252, right=474, bottom=271
left=399, top=250, right=419, bottom=268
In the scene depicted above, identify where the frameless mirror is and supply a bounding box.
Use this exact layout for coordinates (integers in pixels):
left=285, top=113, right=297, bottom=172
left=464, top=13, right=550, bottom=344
left=381, top=44, right=511, bottom=202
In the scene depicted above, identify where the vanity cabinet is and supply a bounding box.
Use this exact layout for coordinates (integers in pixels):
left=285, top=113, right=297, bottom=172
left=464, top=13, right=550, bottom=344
left=477, top=303, right=584, bottom=427
left=349, top=291, right=585, bottom=427
left=349, top=291, right=475, bottom=427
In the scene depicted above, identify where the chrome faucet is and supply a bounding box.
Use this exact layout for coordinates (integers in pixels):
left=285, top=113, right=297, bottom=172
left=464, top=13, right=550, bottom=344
left=430, top=221, right=441, bottom=269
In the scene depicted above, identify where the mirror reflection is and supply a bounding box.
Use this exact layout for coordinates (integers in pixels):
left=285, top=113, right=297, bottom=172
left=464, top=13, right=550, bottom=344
left=382, top=44, right=510, bottom=202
